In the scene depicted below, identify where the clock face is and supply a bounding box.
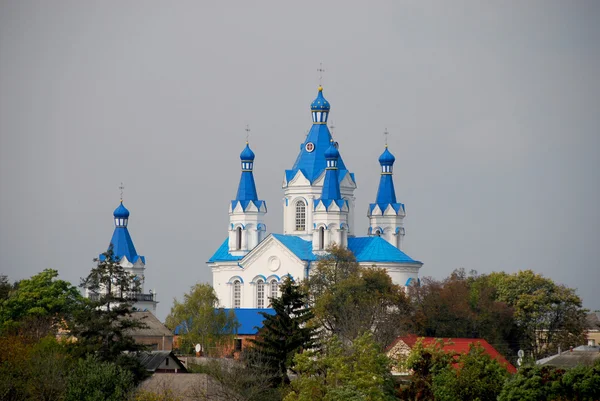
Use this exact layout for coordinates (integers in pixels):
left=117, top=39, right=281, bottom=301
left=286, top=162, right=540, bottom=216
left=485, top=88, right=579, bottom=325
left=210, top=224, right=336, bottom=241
left=305, top=142, right=315, bottom=152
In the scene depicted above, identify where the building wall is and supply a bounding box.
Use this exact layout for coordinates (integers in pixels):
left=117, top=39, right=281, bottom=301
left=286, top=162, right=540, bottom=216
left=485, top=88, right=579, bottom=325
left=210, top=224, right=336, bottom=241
left=134, top=335, right=173, bottom=351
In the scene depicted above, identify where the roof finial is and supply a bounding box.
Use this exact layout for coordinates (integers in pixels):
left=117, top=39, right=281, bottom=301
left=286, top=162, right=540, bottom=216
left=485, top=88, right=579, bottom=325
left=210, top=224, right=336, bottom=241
left=329, top=123, right=335, bottom=140
left=119, top=182, right=125, bottom=202
left=245, top=124, right=251, bottom=144
left=384, top=128, right=389, bottom=148
left=317, top=62, right=325, bottom=89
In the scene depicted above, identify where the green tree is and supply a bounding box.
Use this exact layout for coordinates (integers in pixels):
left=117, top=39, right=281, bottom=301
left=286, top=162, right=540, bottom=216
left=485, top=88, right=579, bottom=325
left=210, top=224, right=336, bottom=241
left=397, top=338, right=455, bottom=401
left=410, top=270, right=518, bottom=360
left=69, top=247, right=148, bottom=382
left=164, top=283, right=238, bottom=356
left=64, top=355, right=135, bottom=401
left=487, top=270, right=587, bottom=359
left=285, top=332, right=395, bottom=401
left=306, top=245, right=412, bottom=347
left=432, top=344, right=509, bottom=401
left=249, top=277, right=316, bottom=386
left=0, top=269, right=82, bottom=337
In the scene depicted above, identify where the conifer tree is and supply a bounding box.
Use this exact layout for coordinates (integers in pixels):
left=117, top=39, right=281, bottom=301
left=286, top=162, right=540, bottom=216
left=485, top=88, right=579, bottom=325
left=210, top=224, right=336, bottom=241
left=249, top=276, right=316, bottom=386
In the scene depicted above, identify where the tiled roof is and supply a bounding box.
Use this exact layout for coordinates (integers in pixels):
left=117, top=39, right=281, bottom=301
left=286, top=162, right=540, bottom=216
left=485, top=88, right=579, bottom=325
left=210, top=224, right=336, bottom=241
left=389, top=335, right=517, bottom=374
left=223, top=308, right=275, bottom=335
left=207, top=238, right=244, bottom=263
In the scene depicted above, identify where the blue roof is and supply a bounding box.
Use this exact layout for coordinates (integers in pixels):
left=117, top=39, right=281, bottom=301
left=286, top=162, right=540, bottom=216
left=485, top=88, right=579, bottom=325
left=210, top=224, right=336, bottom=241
left=113, top=202, right=130, bottom=218
left=223, top=308, right=275, bottom=335
left=240, top=143, right=255, bottom=161
left=347, top=237, right=420, bottom=264
left=102, top=227, right=145, bottom=264
left=174, top=308, right=276, bottom=336
left=286, top=124, right=351, bottom=184
left=378, top=147, right=396, bottom=166
left=310, top=87, right=330, bottom=111
left=375, top=174, right=397, bottom=205
left=320, top=169, right=342, bottom=201
left=235, top=171, right=258, bottom=201
left=208, top=238, right=244, bottom=263
left=272, top=234, right=317, bottom=261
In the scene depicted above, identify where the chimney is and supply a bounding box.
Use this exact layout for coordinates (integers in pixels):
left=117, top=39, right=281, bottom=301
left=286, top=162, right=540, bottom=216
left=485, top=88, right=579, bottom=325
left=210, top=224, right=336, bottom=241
left=569, top=346, right=573, bottom=352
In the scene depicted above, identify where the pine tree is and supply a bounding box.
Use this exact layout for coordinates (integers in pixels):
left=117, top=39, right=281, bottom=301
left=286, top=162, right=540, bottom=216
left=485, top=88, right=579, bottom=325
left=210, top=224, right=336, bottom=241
left=69, top=246, right=148, bottom=382
left=249, top=277, right=316, bottom=386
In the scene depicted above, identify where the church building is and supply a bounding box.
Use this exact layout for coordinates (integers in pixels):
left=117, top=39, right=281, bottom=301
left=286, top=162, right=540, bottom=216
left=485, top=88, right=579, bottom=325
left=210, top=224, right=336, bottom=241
left=86, top=199, right=159, bottom=314
left=208, top=85, right=422, bottom=309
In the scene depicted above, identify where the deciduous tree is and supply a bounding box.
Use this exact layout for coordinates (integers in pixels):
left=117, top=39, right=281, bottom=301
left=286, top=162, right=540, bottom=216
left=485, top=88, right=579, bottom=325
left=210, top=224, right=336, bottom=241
left=164, top=283, right=238, bottom=356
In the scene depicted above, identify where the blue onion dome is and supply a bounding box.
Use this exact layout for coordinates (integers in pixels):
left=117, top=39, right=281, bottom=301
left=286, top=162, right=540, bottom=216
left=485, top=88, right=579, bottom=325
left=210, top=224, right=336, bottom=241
left=113, top=201, right=130, bottom=218
left=325, top=141, right=340, bottom=160
left=311, top=86, right=331, bottom=111
left=240, top=142, right=255, bottom=161
left=378, top=146, right=396, bottom=166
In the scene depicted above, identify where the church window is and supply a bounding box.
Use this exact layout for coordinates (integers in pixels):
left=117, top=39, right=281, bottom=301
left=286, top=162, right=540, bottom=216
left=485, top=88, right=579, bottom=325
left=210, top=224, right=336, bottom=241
left=233, top=280, right=241, bottom=308
left=375, top=229, right=382, bottom=237
left=236, top=227, right=242, bottom=250
left=318, top=226, right=325, bottom=250
left=295, top=200, right=306, bottom=231
left=270, top=279, right=278, bottom=301
left=256, top=279, right=265, bottom=308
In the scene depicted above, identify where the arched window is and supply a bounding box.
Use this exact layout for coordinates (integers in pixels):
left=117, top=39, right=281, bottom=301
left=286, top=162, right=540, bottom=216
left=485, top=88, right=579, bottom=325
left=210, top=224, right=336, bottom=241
left=236, top=227, right=242, bottom=250
left=256, top=279, right=265, bottom=308
left=318, top=226, right=325, bottom=250
left=374, top=229, right=382, bottom=237
left=270, top=279, right=278, bottom=301
left=295, top=200, right=306, bottom=231
left=233, top=280, right=241, bottom=308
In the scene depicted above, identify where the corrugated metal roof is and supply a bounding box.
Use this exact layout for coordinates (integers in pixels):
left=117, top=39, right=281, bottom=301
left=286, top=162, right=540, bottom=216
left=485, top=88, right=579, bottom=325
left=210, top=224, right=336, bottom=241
left=223, top=308, right=275, bottom=335
left=106, top=227, right=144, bottom=264
left=271, top=234, right=317, bottom=261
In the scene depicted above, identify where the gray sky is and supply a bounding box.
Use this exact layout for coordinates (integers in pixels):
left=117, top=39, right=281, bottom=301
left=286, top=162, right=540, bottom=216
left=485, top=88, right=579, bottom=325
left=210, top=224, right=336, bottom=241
left=1, top=0, right=599, bottom=322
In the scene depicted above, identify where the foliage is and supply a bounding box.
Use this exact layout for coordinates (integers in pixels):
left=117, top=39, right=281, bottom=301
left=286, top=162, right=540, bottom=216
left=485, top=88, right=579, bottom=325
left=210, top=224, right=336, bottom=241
left=498, top=361, right=600, bottom=401
left=0, top=334, right=74, bottom=401
left=306, top=245, right=412, bottom=347
left=69, top=247, right=148, bottom=382
left=0, top=269, right=82, bottom=337
left=397, top=338, right=455, bottom=400
left=249, top=276, right=316, bottom=386
left=164, top=283, right=238, bottom=356
left=64, top=355, right=135, bottom=401
left=190, top=357, right=283, bottom=401
left=487, top=270, right=587, bottom=359
left=285, top=332, right=395, bottom=401
left=432, top=344, right=509, bottom=401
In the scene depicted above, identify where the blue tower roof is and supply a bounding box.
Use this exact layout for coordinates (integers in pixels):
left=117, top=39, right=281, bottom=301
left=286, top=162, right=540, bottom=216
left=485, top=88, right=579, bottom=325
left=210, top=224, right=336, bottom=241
left=320, top=142, right=342, bottom=201
left=311, top=86, right=330, bottom=111
left=113, top=202, right=130, bottom=218
left=232, top=142, right=266, bottom=212
left=378, top=147, right=396, bottom=166
left=370, top=146, right=405, bottom=215
left=101, top=201, right=145, bottom=264
left=285, top=87, right=354, bottom=185
left=240, top=143, right=255, bottom=161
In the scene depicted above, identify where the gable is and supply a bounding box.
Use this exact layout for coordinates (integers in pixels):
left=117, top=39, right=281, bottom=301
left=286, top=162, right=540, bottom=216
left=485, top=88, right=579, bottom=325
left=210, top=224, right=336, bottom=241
left=239, top=235, right=308, bottom=282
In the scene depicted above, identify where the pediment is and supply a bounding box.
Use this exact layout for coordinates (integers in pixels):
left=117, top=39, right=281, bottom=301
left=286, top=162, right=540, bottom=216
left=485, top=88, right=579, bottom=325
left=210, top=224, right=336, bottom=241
left=287, top=170, right=310, bottom=187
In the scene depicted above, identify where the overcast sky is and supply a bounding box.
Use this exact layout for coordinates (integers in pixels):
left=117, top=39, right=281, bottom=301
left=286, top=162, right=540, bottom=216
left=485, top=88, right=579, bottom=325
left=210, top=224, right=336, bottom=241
left=1, top=1, right=599, bottom=321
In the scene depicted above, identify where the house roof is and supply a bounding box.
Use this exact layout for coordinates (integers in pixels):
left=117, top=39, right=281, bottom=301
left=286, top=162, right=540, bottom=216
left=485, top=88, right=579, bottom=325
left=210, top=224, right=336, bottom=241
left=207, top=238, right=245, bottom=263
left=223, top=308, right=275, bottom=335
left=538, top=349, right=600, bottom=369
left=126, top=311, right=173, bottom=338
left=388, top=335, right=517, bottom=374
left=135, top=351, right=187, bottom=372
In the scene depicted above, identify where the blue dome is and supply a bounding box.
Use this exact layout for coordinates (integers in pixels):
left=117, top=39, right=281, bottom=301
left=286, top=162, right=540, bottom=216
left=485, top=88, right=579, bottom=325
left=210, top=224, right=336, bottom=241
left=378, top=147, right=396, bottom=166
left=325, top=142, right=339, bottom=160
left=240, top=143, right=255, bottom=161
left=311, top=86, right=330, bottom=111
left=113, top=201, right=130, bottom=218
